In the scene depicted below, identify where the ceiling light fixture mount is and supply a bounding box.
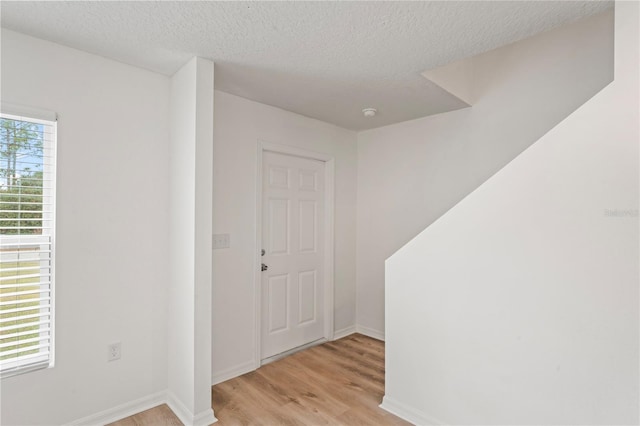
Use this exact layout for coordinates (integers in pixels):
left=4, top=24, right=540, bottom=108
left=362, top=108, right=377, bottom=117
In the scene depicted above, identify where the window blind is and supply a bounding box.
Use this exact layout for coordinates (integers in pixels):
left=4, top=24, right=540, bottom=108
left=0, top=111, right=56, bottom=377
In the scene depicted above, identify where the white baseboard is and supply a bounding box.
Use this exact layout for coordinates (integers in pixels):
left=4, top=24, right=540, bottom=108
left=67, top=390, right=218, bottom=426
left=356, top=324, right=385, bottom=341
left=380, top=396, right=446, bottom=426
left=333, top=325, right=357, bottom=340
left=211, top=329, right=361, bottom=386
left=211, top=359, right=256, bottom=385
left=167, top=391, right=218, bottom=426
left=210, top=327, right=381, bottom=388
left=193, top=408, right=218, bottom=426
left=66, top=391, right=167, bottom=426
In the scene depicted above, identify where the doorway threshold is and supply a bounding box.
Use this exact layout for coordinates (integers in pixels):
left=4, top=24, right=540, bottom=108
left=260, top=337, right=327, bottom=366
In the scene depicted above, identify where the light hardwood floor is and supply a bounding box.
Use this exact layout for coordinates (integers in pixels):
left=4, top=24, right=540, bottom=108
left=107, top=404, right=181, bottom=426
left=109, top=334, right=408, bottom=425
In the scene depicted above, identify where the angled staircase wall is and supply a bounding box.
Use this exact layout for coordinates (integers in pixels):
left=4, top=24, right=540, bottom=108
left=380, top=3, right=638, bottom=424
left=356, top=8, right=615, bottom=340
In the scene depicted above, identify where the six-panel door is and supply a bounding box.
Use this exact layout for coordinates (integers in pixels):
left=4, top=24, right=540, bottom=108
left=261, top=151, right=325, bottom=360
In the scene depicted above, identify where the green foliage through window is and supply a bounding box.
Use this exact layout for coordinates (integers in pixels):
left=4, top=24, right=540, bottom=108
left=0, top=118, right=45, bottom=235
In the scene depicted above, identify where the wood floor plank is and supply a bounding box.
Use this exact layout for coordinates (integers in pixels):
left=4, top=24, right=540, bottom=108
left=106, top=404, right=181, bottom=426
left=256, top=363, right=353, bottom=418
left=285, top=350, right=383, bottom=405
left=110, top=334, right=409, bottom=426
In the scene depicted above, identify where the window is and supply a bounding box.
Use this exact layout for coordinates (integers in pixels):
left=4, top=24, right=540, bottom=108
left=0, top=106, right=56, bottom=377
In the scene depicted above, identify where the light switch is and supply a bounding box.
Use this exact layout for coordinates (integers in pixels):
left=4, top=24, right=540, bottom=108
left=212, top=234, right=230, bottom=249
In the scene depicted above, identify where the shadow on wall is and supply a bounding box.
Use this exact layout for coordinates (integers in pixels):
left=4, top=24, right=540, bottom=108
left=356, top=8, right=615, bottom=336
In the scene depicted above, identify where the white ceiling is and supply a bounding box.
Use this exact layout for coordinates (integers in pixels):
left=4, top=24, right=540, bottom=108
left=0, top=1, right=612, bottom=131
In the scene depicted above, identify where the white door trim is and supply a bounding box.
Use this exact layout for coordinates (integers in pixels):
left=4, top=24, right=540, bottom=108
left=255, top=140, right=335, bottom=368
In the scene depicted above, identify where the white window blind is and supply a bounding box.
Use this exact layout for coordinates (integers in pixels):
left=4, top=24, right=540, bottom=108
left=0, top=109, right=56, bottom=378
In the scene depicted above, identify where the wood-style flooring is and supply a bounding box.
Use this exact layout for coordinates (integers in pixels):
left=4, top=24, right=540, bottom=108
left=109, top=334, right=408, bottom=425
left=107, top=404, right=181, bottom=426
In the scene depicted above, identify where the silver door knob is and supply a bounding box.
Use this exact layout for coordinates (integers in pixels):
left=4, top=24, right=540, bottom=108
left=261, top=263, right=268, bottom=271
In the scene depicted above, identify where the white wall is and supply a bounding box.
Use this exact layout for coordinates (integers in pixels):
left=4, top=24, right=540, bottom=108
left=212, top=90, right=357, bottom=383
left=356, top=10, right=615, bottom=337
left=0, top=30, right=171, bottom=425
left=383, top=2, right=638, bottom=424
left=168, top=57, right=216, bottom=424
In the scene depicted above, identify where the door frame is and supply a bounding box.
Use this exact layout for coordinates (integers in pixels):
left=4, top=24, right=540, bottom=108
left=254, top=140, right=335, bottom=368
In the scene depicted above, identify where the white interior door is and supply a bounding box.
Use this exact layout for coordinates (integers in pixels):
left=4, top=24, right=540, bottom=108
left=261, top=151, right=325, bottom=360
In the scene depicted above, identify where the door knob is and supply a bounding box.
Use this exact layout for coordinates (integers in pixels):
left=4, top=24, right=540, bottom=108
left=261, top=263, right=268, bottom=272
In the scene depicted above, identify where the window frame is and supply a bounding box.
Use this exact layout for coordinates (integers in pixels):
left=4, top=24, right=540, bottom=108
left=0, top=105, right=57, bottom=378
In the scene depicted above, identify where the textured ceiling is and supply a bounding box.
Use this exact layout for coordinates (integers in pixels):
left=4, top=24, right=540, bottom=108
left=0, top=1, right=612, bottom=130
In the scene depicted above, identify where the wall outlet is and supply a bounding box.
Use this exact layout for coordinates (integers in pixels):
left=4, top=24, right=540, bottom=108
left=108, top=342, right=121, bottom=362
left=212, top=234, right=230, bottom=249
